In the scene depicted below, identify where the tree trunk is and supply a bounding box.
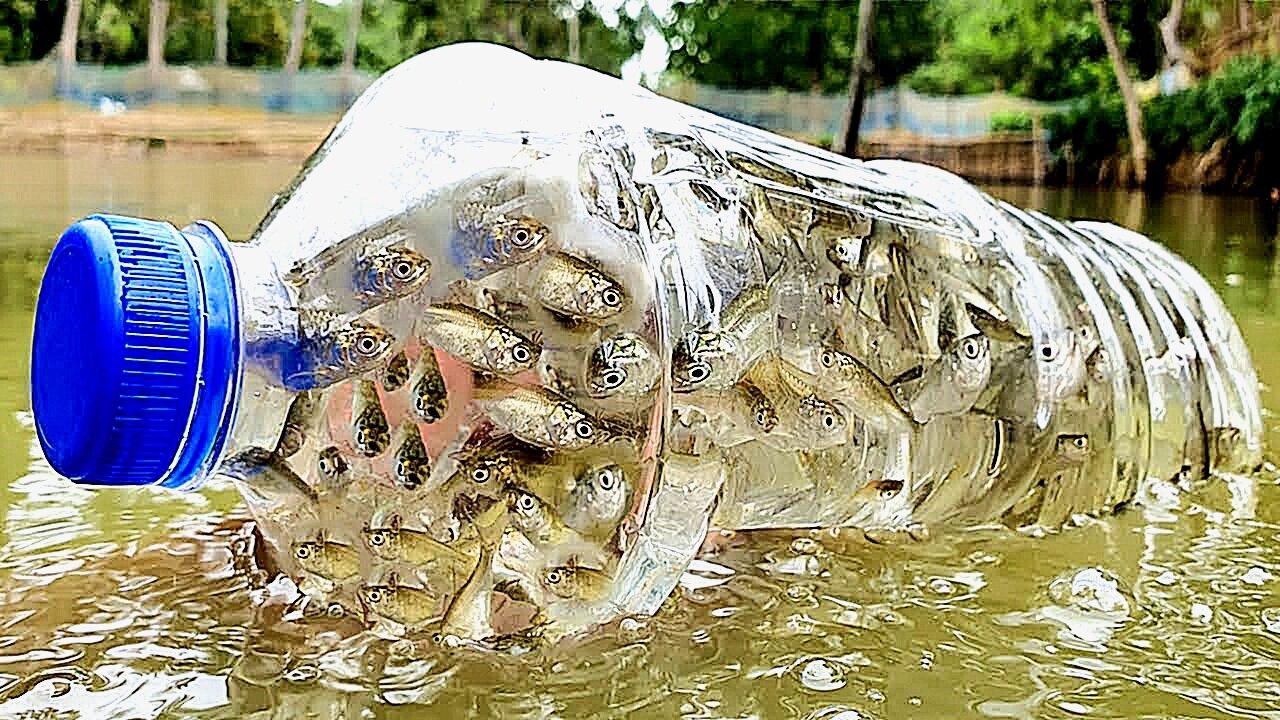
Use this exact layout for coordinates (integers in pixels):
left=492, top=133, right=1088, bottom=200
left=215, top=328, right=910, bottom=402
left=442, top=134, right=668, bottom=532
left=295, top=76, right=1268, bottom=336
left=567, top=11, right=580, bottom=64
left=341, top=0, right=362, bottom=73
left=1238, top=0, right=1252, bottom=30
left=1158, top=0, right=1188, bottom=68
left=833, top=0, right=875, bottom=157
left=284, top=0, right=309, bottom=75
left=1092, top=0, right=1148, bottom=186
left=57, top=0, right=81, bottom=92
left=214, top=0, right=228, bottom=66
left=148, top=0, right=169, bottom=89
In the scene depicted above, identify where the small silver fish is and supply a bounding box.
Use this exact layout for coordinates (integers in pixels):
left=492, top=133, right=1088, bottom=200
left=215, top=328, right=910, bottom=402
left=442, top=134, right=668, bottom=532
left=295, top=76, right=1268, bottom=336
left=359, top=572, right=440, bottom=630
left=222, top=447, right=318, bottom=504
left=287, top=316, right=397, bottom=391
left=419, top=303, right=540, bottom=376
left=443, top=435, right=536, bottom=501
left=317, top=445, right=351, bottom=493
left=438, top=536, right=497, bottom=641
left=857, top=479, right=905, bottom=501
left=533, top=252, right=628, bottom=322
left=586, top=332, right=661, bottom=398
left=275, top=390, right=319, bottom=458
left=452, top=179, right=551, bottom=280
left=352, top=379, right=390, bottom=457
left=507, top=487, right=589, bottom=547
left=363, top=514, right=473, bottom=568
left=682, top=379, right=779, bottom=446
left=472, top=380, right=599, bottom=450
left=392, top=420, right=431, bottom=490
left=382, top=350, right=411, bottom=392
left=1208, top=426, right=1252, bottom=473
left=1035, top=434, right=1091, bottom=527
left=292, top=536, right=360, bottom=582
left=965, top=302, right=1030, bottom=343
left=562, top=462, right=631, bottom=539
left=407, top=347, right=449, bottom=423
left=907, top=334, right=992, bottom=423
left=794, top=393, right=849, bottom=443
left=541, top=564, right=612, bottom=602
left=354, top=245, right=432, bottom=306
left=815, top=345, right=917, bottom=430
left=672, top=287, right=773, bottom=393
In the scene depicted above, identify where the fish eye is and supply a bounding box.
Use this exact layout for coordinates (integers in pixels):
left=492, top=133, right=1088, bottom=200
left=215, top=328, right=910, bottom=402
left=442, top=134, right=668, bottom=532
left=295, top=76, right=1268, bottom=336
left=963, top=338, right=981, bottom=360
left=1073, top=436, right=1088, bottom=450
left=1038, top=343, right=1057, bottom=362
left=687, top=363, right=710, bottom=383
left=602, top=288, right=622, bottom=307
left=356, top=333, right=381, bottom=356
left=392, top=260, right=416, bottom=280
left=823, top=413, right=837, bottom=429
left=821, top=349, right=836, bottom=367
left=370, top=532, right=385, bottom=546
left=518, top=493, right=537, bottom=512
left=512, top=345, right=531, bottom=363
left=598, top=468, right=617, bottom=491
left=295, top=544, right=312, bottom=559
left=471, top=466, right=490, bottom=483
left=546, top=569, right=562, bottom=584
left=575, top=420, right=595, bottom=439
left=367, top=589, right=382, bottom=603
left=600, top=368, right=626, bottom=390
left=511, top=225, right=537, bottom=248
left=755, top=409, right=771, bottom=427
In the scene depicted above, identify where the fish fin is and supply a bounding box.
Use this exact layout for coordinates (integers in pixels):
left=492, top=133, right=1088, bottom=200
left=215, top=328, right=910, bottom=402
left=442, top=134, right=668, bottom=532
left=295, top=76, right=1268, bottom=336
left=888, top=365, right=924, bottom=387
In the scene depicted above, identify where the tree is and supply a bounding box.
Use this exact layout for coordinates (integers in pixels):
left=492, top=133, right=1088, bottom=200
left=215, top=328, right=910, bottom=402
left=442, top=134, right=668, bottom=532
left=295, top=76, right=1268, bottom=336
left=1159, top=0, right=1189, bottom=68
left=1093, top=0, right=1148, bottom=185
left=342, top=0, right=362, bottom=73
left=834, top=0, right=875, bottom=156
left=57, top=0, right=81, bottom=92
left=284, top=0, right=309, bottom=75
left=148, top=0, right=169, bottom=86
left=214, top=0, right=228, bottom=65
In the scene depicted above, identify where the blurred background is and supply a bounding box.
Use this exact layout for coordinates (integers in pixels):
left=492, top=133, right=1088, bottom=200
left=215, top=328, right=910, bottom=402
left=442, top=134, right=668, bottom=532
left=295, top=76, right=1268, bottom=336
left=0, top=0, right=1277, bottom=194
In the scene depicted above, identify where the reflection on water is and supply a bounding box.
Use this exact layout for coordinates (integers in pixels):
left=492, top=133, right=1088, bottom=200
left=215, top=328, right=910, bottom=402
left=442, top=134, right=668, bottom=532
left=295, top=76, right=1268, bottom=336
left=0, top=155, right=1277, bottom=718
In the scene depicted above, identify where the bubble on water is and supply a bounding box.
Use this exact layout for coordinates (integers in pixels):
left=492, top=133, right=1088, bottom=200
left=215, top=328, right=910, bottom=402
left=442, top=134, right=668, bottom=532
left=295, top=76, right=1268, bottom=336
left=908, top=697, right=922, bottom=706
left=1059, top=701, right=1091, bottom=715
left=866, top=689, right=885, bottom=703
left=797, top=658, right=847, bottom=692
left=1154, top=570, right=1178, bottom=586
left=760, top=554, right=821, bottom=576
left=1262, top=607, right=1280, bottom=634
left=927, top=577, right=956, bottom=596
left=804, top=707, right=863, bottom=720
left=1241, top=566, right=1273, bottom=586
left=1191, top=603, right=1213, bottom=624
left=1048, top=567, right=1132, bottom=615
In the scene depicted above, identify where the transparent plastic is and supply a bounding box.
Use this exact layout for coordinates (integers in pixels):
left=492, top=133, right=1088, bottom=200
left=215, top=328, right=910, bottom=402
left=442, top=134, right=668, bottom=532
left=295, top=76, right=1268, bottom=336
left=201, top=43, right=1262, bottom=644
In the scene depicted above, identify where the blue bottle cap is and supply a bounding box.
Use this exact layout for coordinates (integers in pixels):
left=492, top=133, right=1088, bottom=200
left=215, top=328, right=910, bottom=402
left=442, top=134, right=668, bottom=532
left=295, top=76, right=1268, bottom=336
left=31, top=214, right=241, bottom=489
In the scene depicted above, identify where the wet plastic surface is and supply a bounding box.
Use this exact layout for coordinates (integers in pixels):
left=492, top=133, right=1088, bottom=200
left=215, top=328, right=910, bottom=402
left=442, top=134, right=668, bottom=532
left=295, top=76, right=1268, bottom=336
left=209, top=44, right=1263, bottom=645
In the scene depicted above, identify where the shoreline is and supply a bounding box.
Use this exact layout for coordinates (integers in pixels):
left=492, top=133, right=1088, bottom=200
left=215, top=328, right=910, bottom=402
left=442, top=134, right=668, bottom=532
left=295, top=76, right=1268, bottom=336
left=0, top=103, right=337, bottom=159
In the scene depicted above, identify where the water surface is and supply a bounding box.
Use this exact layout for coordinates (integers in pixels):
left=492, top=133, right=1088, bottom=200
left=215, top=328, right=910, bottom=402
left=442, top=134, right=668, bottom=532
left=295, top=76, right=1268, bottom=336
left=0, top=155, right=1277, bottom=718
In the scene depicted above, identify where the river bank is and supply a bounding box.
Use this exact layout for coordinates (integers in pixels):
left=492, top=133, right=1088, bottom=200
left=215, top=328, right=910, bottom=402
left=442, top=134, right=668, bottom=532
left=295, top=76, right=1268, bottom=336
left=0, top=103, right=336, bottom=159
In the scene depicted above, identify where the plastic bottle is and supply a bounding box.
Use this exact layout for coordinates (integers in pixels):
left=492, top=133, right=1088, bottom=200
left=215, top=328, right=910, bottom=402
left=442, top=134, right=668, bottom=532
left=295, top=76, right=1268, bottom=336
left=29, top=44, right=1263, bottom=643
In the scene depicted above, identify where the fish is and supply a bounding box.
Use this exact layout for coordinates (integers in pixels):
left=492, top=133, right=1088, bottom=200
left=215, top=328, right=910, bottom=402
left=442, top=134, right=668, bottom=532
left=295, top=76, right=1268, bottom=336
left=472, top=379, right=599, bottom=450
left=507, top=487, right=592, bottom=548
left=275, top=390, right=320, bottom=458
left=540, top=564, right=612, bottom=603
left=381, top=350, right=411, bottom=392
left=286, top=316, right=397, bottom=390
left=907, top=334, right=992, bottom=423
left=858, top=479, right=905, bottom=501
left=586, top=332, right=661, bottom=398
left=682, top=379, right=779, bottom=446
left=438, top=531, right=498, bottom=641
left=362, top=514, right=473, bottom=568
left=1208, top=426, right=1252, bottom=473
left=532, top=252, right=628, bottom=322
left=407, top=347, right=449, bottom=423
left=1035, top=434, right=1092, bottom=528
left=392, top=420, right=431, bottom=490
left=743, top=355, right=851, bottom=450
left=353, top=244, right=432, bottom=306
left=442, top=435, right=540, bottom=501
left=1033, top=327, right=1091, bottom=421
left=672, top=287, right=774, bottom=393
left=418, top=303, right=540, bottom=376
left=292, top=536, right=360, bottom=582
left=794, top=393, right=849, bottom=443
left=316, top=445, right=351, bottom=495
left=561, top=461, right=631, bottom=539
left=452, top=178, right=551, bottom=280
left=965, top=302, right=1030, bottom=343
left=358, top=572, right=440, bottom=630
left=814, top=345, right=918, bottom=431
left=351, top=379, right=391, bottom=457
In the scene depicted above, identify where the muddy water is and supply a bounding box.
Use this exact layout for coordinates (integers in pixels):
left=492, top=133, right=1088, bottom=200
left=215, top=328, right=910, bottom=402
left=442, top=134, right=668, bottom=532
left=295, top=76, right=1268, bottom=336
left=0, top=154, right=1277, bottom=718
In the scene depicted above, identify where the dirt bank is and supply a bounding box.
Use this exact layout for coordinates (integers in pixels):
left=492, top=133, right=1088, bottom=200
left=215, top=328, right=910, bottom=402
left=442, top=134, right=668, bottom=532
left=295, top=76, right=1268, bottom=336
left=0, top=103, right=336, bottom=159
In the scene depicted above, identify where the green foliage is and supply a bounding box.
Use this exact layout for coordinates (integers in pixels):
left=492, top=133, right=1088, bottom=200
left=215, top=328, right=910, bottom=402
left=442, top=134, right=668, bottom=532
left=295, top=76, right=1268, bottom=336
left=989, top=110, right=1032, bottom=133
left=1043, top=90, right=1126, bottom=161
left=905, top=0, right=1117, bottom=100
left=657, top=0, right=937, bottom=92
